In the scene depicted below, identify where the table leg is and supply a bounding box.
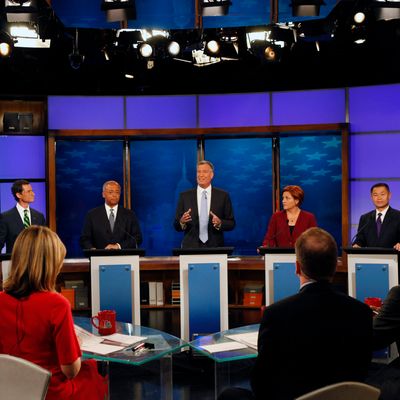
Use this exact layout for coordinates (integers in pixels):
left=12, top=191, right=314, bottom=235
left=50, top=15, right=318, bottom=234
left=214, top=361, right=231, bottom=399
left=159, top=354, right=173, bottom=400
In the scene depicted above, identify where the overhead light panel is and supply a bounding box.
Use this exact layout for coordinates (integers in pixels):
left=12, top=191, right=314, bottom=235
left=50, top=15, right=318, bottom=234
left=101, top=0, right=136, bottom=22
left=201, top=0, right=232, bottom=16
left=5, top=0, right=38, bottom=23
left=290, top=0, right=326, bottom=16
left=9, top=25, right=50, bottom=48
left=372, top=0, right=400, bottom=21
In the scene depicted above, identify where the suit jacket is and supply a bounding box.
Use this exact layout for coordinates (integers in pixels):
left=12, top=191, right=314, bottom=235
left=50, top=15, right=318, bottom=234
left=251, top=281, right=373, bottom=400
left=262, top=210, right=317, bottom=247
left=80, top=205, right=142, bottom=250
left=373, top=285, right=400, bottom=352
left=174, top=187, right=235, bottom=248
left=353, top=207, right=400, bottom=248
left=0, top=206, right=46, bottom=253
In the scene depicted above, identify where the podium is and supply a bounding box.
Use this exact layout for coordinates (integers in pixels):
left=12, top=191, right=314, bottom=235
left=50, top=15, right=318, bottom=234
left=344, top=247, right=400, bottom=362
left=258, top=247, right=298, bottom=306
left=173, top=247, right=233, bottom=342
left=343, top=247, right=399, bottom=301
left=84, top=248, right=145, bottom=326
left=0, top=253, right=11, bottom=283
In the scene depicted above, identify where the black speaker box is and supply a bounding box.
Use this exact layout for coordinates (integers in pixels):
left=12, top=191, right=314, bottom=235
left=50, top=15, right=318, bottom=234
left=3, top=112, right=33, bottom=133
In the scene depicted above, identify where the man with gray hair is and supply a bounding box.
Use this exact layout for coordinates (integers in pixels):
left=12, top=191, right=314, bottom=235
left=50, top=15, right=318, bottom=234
left=174, top=160, right=235, bottom=248
left=251, top=227, right=373, bottom=400
left=80, top=180, right=142, bottom=250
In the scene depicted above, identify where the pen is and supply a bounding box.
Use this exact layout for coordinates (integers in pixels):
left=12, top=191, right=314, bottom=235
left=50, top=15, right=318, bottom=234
left=132, top=342, right=145, bottom=352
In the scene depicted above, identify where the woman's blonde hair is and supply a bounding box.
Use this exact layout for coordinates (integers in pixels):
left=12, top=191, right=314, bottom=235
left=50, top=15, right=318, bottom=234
left=4, top=226, right=66, bottom=297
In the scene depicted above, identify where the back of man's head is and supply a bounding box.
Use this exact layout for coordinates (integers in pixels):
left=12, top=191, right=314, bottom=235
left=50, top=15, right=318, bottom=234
left=295, top=227, right=337, bottom=281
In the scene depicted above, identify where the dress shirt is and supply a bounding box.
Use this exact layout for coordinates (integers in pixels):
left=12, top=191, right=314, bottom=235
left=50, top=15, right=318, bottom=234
left=16, top=203, right=31, bottom=224
left=105, top=204, right=118, bottom=219
left=376, top=206, right=389, bottom=222
left=197, top=185, right=211, bottom=217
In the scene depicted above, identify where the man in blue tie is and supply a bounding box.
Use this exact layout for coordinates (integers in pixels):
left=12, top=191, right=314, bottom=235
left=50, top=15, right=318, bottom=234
left=0, top=179, right=46, bottom=253
left=174, top=160, right=235, bottom=248
left=353, top=182, right=400, bottom=250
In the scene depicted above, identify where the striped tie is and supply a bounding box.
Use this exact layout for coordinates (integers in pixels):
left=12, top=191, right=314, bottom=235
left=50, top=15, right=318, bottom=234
left=23, top=209, right=30, bottom=228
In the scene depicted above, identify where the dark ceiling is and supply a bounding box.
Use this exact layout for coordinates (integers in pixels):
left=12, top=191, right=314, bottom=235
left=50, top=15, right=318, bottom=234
left=1, top=0, right=400, bottom=96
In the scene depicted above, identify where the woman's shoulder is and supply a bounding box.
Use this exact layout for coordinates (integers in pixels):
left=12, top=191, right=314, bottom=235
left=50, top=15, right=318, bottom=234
left=33, top=291, right=70, bottom=307
left=300, top=210, right=316, bottom=218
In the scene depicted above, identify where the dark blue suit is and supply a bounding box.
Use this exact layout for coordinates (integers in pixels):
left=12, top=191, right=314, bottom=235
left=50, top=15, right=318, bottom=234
left=354, top=207, right=400, bottom=248
left=80, top=205, right=142, bottom=250
left=251, top=281, right=373, bottom=400
left=174, top=187, right=235, bottom=248
left=0, top=206, right=46, bottom=253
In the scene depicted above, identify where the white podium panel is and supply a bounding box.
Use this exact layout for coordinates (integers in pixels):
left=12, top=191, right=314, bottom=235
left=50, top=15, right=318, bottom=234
left=90, top=255, right=141, bottom=326
left=179, top=254, right=228, bottom=342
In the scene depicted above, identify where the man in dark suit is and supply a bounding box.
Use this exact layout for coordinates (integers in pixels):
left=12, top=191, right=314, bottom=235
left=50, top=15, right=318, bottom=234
left=80, top=180, right=142, bottom=250
left=251, top=227, right=373, bottom=400
left=353, top=182, right=400, bottom=250
left=364, top=285, right=400, bottom=400
left=174, top=160, right=235, bottom=248
left=0, top=180, right=46, bottom=253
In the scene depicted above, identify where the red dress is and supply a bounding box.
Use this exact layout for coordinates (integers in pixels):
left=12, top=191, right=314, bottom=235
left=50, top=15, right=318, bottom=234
left=262, top=210, right=317, bottom=247
left=0, top=291, right=107, bottom=400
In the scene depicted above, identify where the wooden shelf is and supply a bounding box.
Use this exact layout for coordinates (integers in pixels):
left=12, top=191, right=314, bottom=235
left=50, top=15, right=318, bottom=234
left=141, top=304, right=180, bottom=309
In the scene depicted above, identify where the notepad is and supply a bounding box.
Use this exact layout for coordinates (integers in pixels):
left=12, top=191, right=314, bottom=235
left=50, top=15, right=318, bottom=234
left=199, top=341, right=248, bottom=354
left=74, top=325, right=147, bottom=355
left=225, top=331, right=258, bottom=350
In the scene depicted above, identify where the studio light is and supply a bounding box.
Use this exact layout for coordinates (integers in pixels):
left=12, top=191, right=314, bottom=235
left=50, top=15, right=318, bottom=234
left=0, top=31, right=14, bottom=57
left=167, top=41, right=180, bottom=56
left=101, top=0, right=136, bottom=22
left=5, top=0, right=38, bottom=23
left=372, top=0, right=400, bottom=21
left=139, top=43, right=153, bottom=58
left=9, top=24, right=51, bottom=48
left=354, top=11, right=366, bottom=24
left=201, top=0, right=232, bottom=17
left=249, top=39, right=283, bottom=63
left=290, top=0, right=326, bottom=17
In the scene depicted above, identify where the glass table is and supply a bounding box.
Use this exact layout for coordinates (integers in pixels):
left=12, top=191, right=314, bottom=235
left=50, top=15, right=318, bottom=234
left=74, top=316, right=186, bottom=400
left=189, top=324, right=259, bottom=399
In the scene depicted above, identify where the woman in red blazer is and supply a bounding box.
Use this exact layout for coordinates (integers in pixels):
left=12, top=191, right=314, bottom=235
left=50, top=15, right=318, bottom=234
left=262, top=185, right=317, bottom=248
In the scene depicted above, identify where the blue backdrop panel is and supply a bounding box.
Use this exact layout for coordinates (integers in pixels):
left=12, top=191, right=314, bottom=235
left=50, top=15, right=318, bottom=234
left=99, top=264, right=133, bottom=323
left=188, top=263, right=221, bottom=339
left=355, top=263, right=389, bottom=302
left=280, top=134, right=342, bottom=247
left=55, top=140, right=124, bottom=258
left=130, top=139, right=197, bottom=256
left=205, top=137, right=273, bottom=255
left=273, top=262, right=298, bottom=302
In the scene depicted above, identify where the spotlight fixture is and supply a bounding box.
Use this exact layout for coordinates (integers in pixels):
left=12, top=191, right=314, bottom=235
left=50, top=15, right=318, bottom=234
left=5, top=0, right=38, bottom=23
left=201, top=0, right=232, bottom=17
left=0, top=31, right=14, bottom=57
left=167, top=41, right=180, bottom=56
left=139, top=43, right=153, bottom=58
left=354, top=11, right=366, bottom=24
left=249, top=39, right=282, bottom=63
left=290, top=0, right=326, bottom=17
left=101, top=0, right=136, bottom=22
left=68, top=29, right=84, bottom=70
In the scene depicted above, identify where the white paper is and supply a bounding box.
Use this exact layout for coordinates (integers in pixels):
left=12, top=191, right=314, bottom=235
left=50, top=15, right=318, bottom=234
left=74, top=325, right=147, bottom=355
left=225, top=331, right=258, bottom=350
left=199, top=341, right=248, bottom=354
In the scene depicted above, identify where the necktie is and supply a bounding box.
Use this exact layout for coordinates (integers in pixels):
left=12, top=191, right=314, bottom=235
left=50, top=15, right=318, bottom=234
left=376, top=212, right=382, bottom=237
left=199, top=190, right=208, bottom=243
left=109, top=208, right=115, bottom=232
left=23, top=209, right=30, bottom=229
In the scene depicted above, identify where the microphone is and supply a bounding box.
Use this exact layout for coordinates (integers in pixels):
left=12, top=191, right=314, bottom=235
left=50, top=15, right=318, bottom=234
left=261, top=226, right=286, bottom=249
left=350, top=218, right=371, bottom=246
left=109, top=224, right=139, bottom=249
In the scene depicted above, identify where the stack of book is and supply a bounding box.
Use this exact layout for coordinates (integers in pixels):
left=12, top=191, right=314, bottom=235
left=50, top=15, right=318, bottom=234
left=61, top=280, right=89, bottom=310
left=140, top=281, right=164, bottom=305
left=243, top=282, right=264, bottom=307
left=171, top=282, right=180, bottom=305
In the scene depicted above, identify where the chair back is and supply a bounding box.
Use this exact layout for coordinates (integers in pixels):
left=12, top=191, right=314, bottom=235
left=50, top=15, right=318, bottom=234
left=295, top=381, right=380, bottom=400
left=0, top=354, right=51, bottom=400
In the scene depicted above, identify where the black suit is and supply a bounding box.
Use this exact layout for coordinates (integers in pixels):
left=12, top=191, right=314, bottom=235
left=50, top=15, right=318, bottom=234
left=0, top=206, right=46, bottom=253
left=80, top=205, right=142, bottom=249
left=366, top=286, right=400, bottom=400
left=354, top=207, right=400, bottom=248
left=174, top=187, right=235, bottom=248
left=251, top=281, right=373, bottom=400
